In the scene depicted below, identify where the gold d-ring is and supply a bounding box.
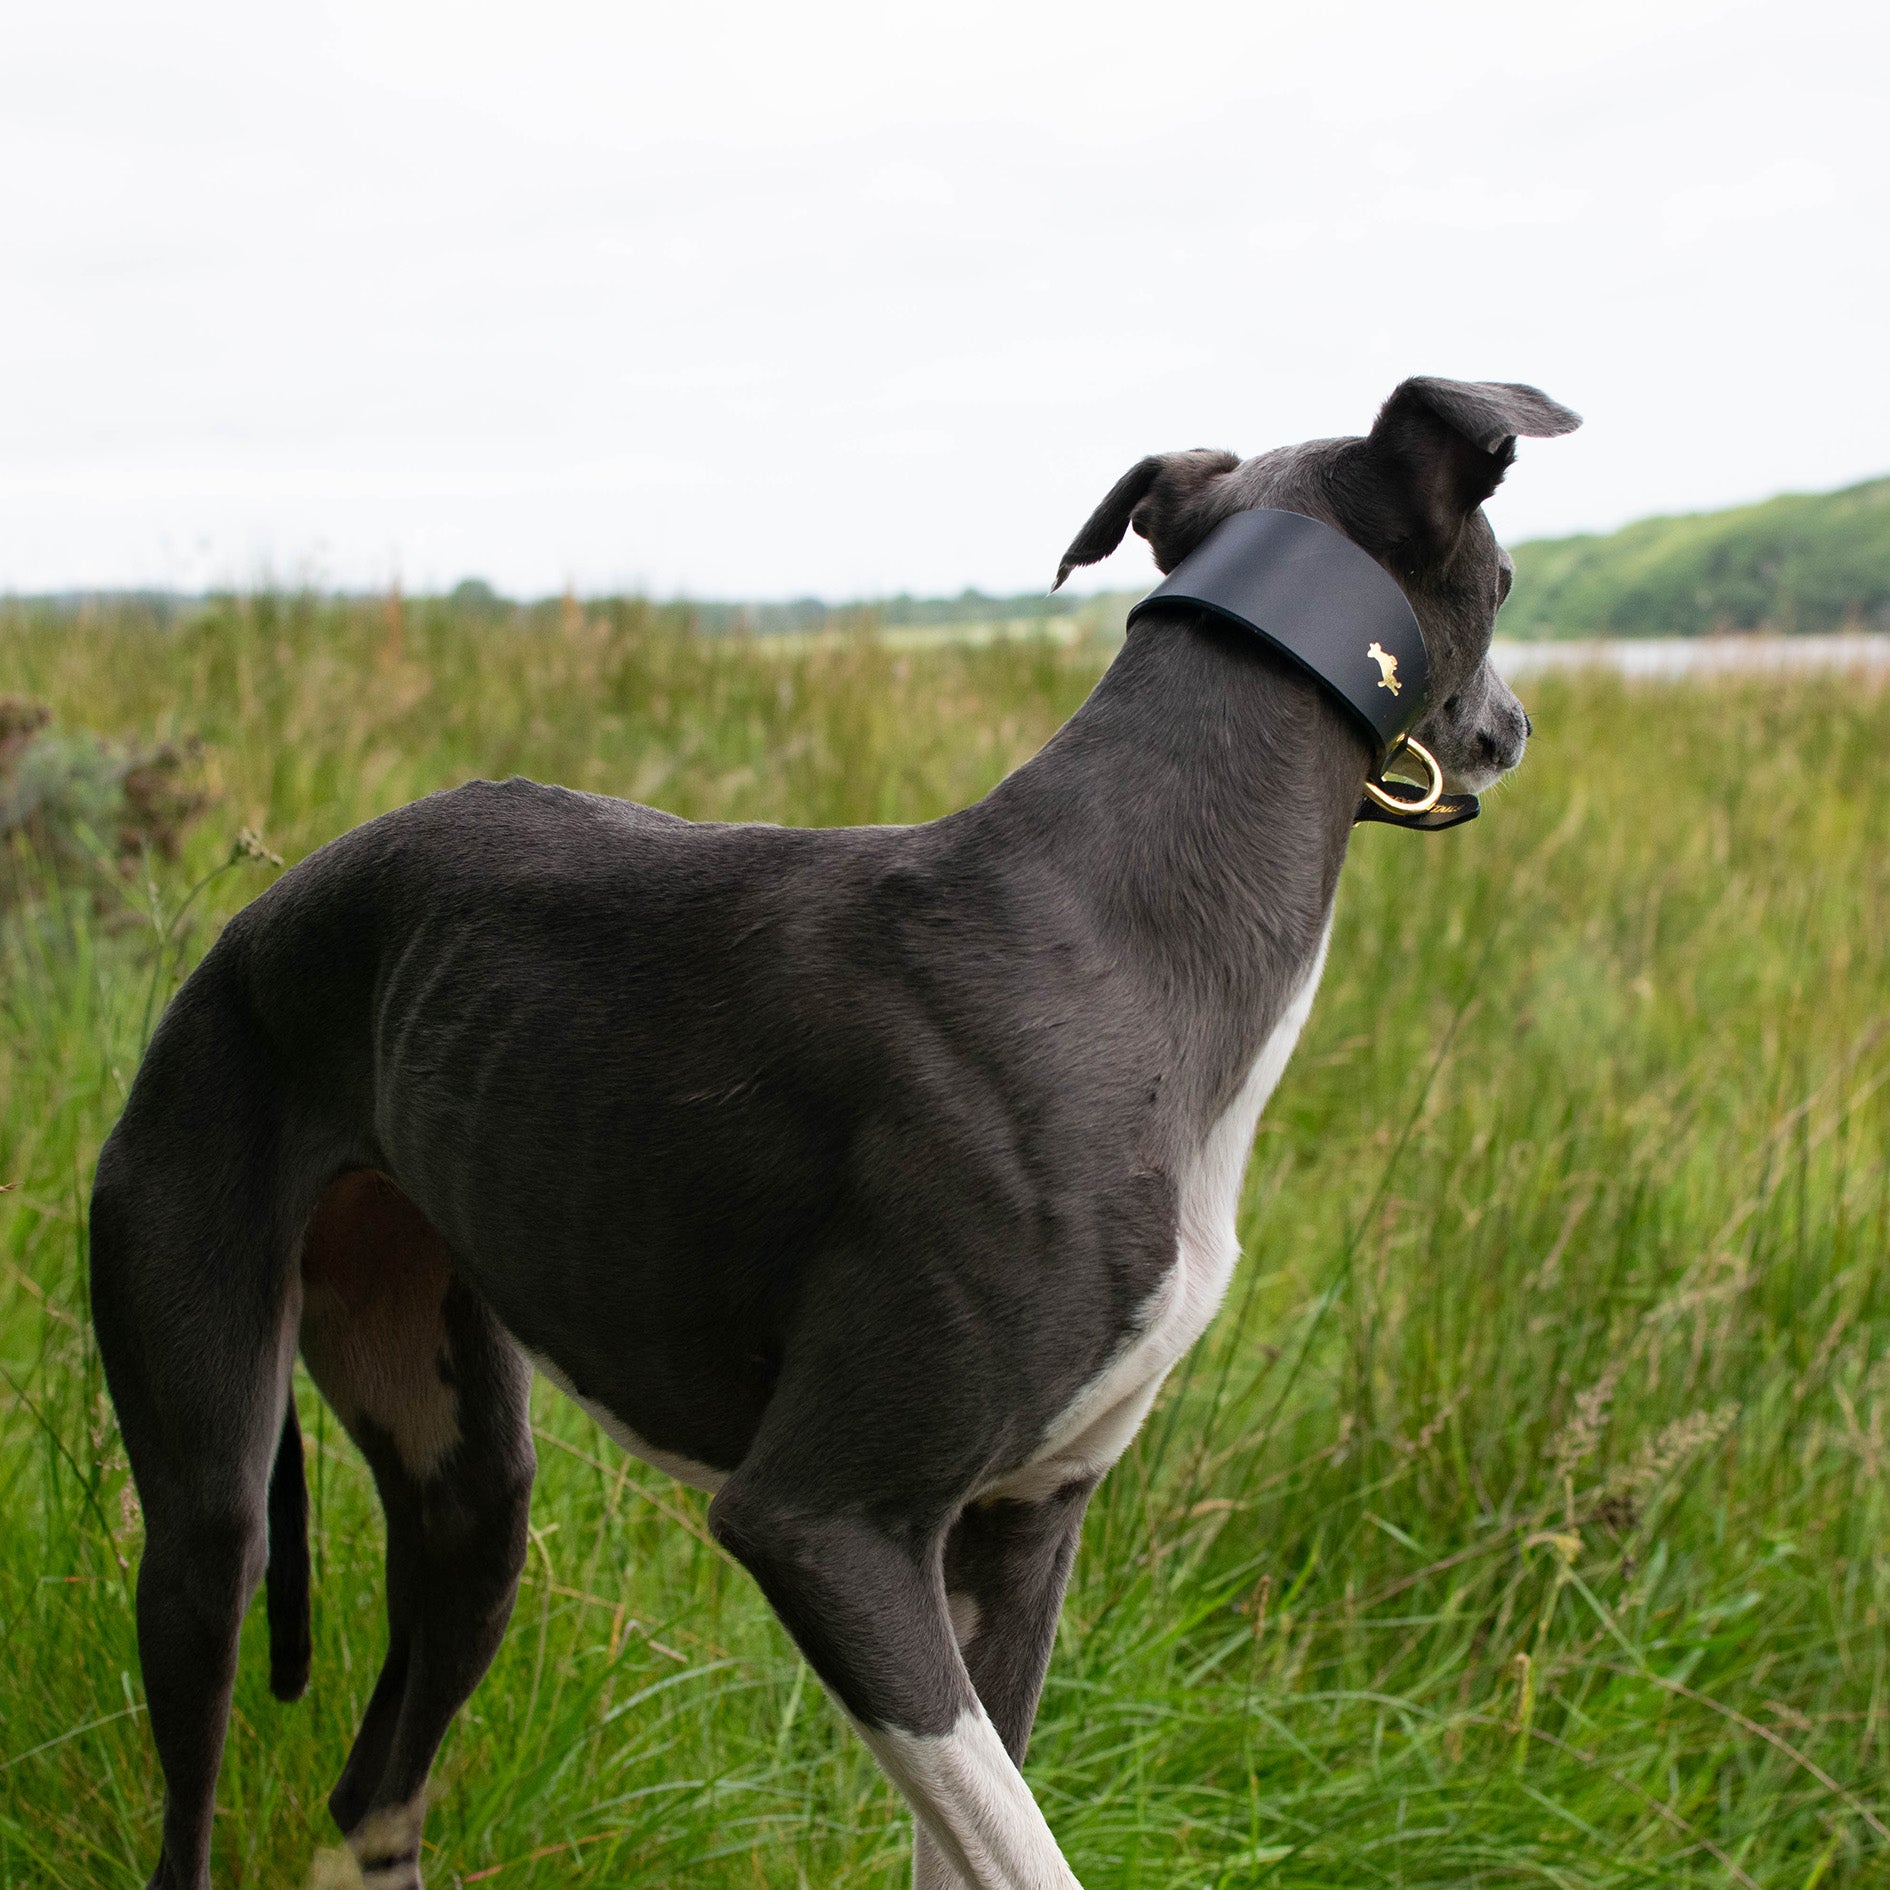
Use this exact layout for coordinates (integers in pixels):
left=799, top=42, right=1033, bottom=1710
left=1362, top=735, right=1444, bottom=816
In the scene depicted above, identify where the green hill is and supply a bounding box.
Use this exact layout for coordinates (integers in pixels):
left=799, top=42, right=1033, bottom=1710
left=1504, top=474, right=1890, bottom=638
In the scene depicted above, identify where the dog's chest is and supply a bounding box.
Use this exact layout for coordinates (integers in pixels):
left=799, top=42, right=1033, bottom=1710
left=985, top=923, right=1331, bottom=1502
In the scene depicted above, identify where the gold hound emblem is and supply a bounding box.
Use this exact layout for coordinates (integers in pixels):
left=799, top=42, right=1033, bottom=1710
left=1367, top=641, right=1401, bottom=695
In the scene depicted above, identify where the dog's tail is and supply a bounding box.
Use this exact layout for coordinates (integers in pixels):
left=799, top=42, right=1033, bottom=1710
left=266, top=1397, right=312, bottom=1701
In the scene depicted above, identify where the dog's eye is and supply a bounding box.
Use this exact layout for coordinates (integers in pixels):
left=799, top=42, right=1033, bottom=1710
left=1496, top=557, right=1514, bottom=606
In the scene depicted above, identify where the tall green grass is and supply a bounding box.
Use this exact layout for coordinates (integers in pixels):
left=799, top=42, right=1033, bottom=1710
left=2, top=595, right=1887, bottom=1886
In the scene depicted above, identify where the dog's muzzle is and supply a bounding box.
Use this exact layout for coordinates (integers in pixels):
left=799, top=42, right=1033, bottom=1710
left=1125, top=508, right=1480, bottom=833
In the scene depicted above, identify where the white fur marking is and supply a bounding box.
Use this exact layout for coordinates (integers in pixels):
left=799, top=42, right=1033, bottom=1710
left=300, top=1283, right=461, bottom=1481
left=984, top=922, right=1331, bottom=1502
left=330, top=1796, right=427, bottom=1888
left=525, top=1350, right=728, bottom=1493
left=946, top=1590, right=982, bottom=1648
left=915, top=1826, right=969, bottom=1890
left=861, top=1705, right=1081, bottom=1890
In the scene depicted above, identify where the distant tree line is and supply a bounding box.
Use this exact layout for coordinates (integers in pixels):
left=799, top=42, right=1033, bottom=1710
left=18, top=474, right=1888, bottom=640
left=16, top=580, right=1120, bottom=639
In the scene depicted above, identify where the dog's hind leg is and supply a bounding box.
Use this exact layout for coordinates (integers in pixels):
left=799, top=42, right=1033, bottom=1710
left=299, top=1173, right=534, bottom=1889
left=341, top=1292, right=531, bottom=1890
left=913, top=1484, right=1095, bottom=1890
left=88, top=982, right=311, bottom=1890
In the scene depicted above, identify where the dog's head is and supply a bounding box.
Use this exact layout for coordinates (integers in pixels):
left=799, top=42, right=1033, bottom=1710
left=1056, top=378, right=1581, bottom=792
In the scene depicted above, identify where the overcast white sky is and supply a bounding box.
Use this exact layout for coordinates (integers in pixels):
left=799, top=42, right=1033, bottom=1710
left=5, top=0, right=1886, bottom=599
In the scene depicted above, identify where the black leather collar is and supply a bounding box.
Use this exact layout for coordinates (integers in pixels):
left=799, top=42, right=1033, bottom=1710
left=1125, top=508, right=1479, bottom=832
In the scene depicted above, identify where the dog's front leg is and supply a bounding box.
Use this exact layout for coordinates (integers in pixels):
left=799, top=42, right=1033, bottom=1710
left=912, top=1480, right=1095, bottom=1890
left=709, top=1479, right=1084, bottom=1890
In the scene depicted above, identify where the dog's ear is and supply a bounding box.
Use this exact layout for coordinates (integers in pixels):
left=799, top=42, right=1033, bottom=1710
left=1054, top=448, right=1241, bottom=589
left=1362, top=378, right=1581, bottom=568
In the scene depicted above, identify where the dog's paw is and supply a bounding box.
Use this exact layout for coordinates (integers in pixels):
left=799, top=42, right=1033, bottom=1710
left=303, top=1801, right=429, bottom=1890
left=301, top=1843, right=369, bottom=1890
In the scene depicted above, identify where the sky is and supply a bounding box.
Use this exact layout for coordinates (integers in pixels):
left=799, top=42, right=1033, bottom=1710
left=5, top=0, right=1886, bottom=600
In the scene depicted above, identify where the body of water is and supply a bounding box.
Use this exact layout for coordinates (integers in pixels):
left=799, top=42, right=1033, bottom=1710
left=1493, top=631, right=1890, bottom=680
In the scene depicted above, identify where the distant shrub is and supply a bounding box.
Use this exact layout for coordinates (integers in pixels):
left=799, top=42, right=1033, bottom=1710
left=0, top=696, right=204, bottom=903
left=447, top=577, right=510, bottom=620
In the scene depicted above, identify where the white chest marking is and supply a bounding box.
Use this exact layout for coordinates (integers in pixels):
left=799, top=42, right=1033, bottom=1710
left=985, top=922, right=1331, bottom=1503
left=525, top=1349, right=728, bottom=1493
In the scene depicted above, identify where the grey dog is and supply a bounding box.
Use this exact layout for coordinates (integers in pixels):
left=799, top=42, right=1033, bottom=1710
left=89, top=376, right=1578, bottom=1890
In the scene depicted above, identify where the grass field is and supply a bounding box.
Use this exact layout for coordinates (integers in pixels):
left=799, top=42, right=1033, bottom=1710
left=3, top=594, right=1888, bottom=1888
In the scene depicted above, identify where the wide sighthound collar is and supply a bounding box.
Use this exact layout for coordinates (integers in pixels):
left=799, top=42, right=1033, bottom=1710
left=1125, top=507, right=1481, bottom=832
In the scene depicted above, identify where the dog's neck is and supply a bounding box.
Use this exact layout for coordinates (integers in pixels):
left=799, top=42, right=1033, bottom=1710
left=986, top=608, right=1364, bottom=1087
